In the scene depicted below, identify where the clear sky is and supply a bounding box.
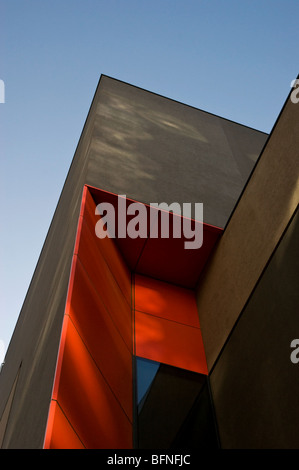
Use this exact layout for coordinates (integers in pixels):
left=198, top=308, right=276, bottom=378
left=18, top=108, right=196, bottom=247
left=0, top=0, right=298, bottom=363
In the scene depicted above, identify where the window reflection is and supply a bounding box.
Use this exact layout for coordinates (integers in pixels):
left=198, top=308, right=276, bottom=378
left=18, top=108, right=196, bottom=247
left=135, top=358, right=219, bottom=449
left=136, top=357, right=160, bottom=408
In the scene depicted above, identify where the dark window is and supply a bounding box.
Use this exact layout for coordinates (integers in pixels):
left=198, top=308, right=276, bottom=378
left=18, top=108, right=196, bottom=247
left=135, top=357, right=219, bottom=449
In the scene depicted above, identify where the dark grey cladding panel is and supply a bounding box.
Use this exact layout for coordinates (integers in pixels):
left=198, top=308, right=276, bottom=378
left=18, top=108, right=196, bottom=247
left=210, top=208, right=299, bottom=449
left=86, top=76, right=267, bottom=227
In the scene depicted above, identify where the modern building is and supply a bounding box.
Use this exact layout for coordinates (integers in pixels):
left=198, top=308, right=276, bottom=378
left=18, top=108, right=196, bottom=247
left=0, top=75, right=298, bottom=449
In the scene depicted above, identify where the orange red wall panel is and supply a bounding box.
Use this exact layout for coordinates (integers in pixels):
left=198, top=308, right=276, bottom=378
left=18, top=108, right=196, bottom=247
left=44, top=187, right=133, bottom=449
left=44, top=400, right=85, bottom=449
left=47, top=316, right=132, bottom=449
left=44, top=185, right=219, bottom=448
left=134, top=274, right=200, bottom=327
left=134, top=274, right=208, bottom=375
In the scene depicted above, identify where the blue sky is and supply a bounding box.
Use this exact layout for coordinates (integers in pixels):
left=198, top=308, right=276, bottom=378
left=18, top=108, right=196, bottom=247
left=0, top=0, right=298, bottom=363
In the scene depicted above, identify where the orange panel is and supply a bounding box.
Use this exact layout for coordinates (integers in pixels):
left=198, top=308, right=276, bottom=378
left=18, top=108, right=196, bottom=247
left=68, top=258, right=133, bottom=419
left=76, top=219, right=132, bottom=350
left=135, top=210, right=222, bottom=288
left=135, top=310, right=208, bottom=375
left=53, top=316, right=133, bottom=448
left=88, top=185, right=154, bottom=271
left=135, top=274, right=200, bottom=328
left=94, top=230, right=131, bottom=307
left=86, top=185, right=223, bottom=288
left=44, top=400, right=85, bottom=449
left=82, top=187, right=131, bottom=305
